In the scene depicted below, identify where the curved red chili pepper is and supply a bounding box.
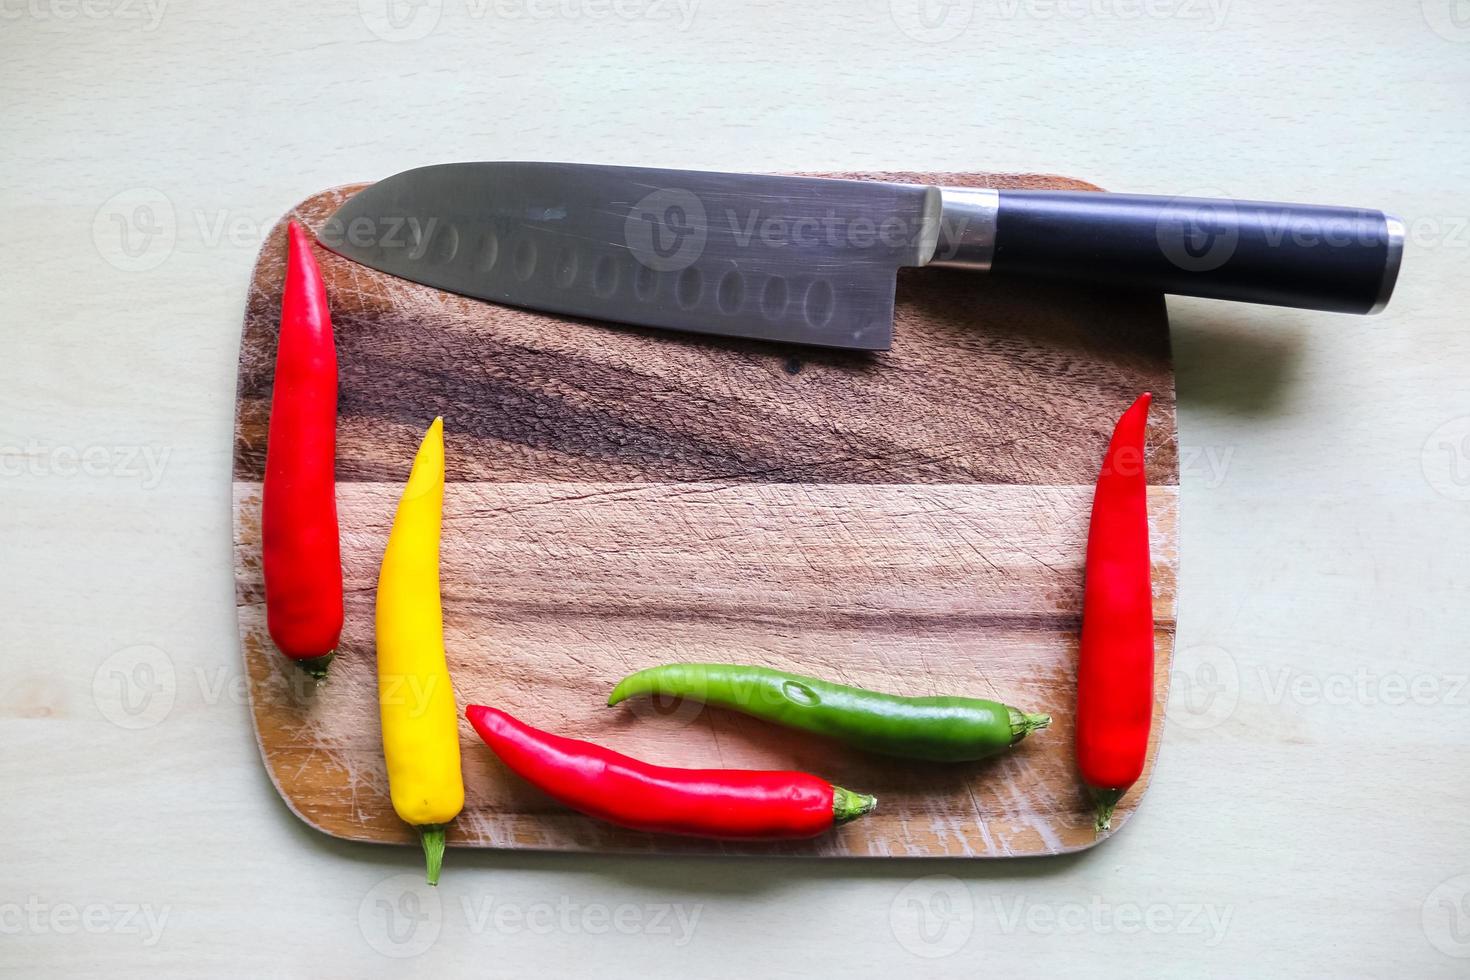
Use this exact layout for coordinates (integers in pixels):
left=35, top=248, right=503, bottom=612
left=262, top=221, right=343, bottom=679
left=465, top=705, right=876, bottom=839
left=1075, top=392, right=1154, bottom=831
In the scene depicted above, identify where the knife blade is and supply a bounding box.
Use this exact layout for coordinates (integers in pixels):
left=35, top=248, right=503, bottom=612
left=319, top=162, right=1404, bottom=351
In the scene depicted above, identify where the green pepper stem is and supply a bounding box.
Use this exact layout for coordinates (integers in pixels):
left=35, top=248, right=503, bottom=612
left=1092, top=788, right=1125, bottom=833
left=294, top=651, right=335, bottom=681
left=832, top=786, right=878, bottom=825
left=419, top=825, right=446, bottom=885
left=1007, top=708, right=1052, bottom=741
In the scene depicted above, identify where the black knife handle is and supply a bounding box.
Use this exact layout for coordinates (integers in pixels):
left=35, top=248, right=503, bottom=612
left=933, top=189, right=1404, bottom=314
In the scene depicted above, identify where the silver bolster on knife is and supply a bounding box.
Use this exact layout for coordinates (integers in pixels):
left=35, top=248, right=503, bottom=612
left=1368, top=215, right=1405, bottom=315
left=927, top=187, right=1001, bottom=271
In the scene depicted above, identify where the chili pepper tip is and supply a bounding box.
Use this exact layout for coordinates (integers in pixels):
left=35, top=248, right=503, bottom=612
left=832, top=786, right=877, bottom=825
left=293, top=651, right=335, bottom=682
left=419, top=825, right=447, bottom=886
left=1092, top=788, right=1125, bottom=834
left=1008, top=710, right=1051, bottom=740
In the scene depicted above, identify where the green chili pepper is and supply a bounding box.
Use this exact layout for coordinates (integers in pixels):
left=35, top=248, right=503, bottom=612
left=607, top=664, right=1051, bottom=762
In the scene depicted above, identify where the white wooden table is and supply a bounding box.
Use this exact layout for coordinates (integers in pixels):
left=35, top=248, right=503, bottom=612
left=2, top=2, right=1467, bottom=975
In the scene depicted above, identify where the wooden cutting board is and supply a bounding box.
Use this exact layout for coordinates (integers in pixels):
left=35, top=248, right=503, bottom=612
left=233, top=172, right=1179, bottom=858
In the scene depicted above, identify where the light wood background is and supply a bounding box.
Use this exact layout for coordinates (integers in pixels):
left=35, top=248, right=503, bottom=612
left=3, top=2, right=1466, bottom=977
left=232, top=179, right=1178, bottom=857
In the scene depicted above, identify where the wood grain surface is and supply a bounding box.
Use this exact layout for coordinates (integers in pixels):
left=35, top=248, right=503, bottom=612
left=233, top=173, right=1179, bottom=858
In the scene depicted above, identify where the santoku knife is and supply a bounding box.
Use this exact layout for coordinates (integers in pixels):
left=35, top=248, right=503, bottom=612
left=320, top=162, right=1404, bottom=351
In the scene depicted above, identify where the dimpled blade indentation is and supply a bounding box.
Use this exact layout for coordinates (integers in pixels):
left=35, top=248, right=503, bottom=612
left=475, top=229, right=499, bottom=272
left=553, top=246, right=578, bottom=288
left=676, top=268, right=702, bottom=309
left=594, top=255, right=620, bottom=298
left=804, top=279, right=835, bottom=328
left=717, top=270, right=744, bottom=314
left=761, top=276, right=788, bottom=319
left=428, top=223, right=459, bottom=264
left=633, top=264, right=658, bottom=301
left=513, top=238, right=537, bottom=281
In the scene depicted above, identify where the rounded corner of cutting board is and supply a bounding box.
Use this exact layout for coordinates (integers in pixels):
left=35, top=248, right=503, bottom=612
left=234, top=169, right=1179, bottom=860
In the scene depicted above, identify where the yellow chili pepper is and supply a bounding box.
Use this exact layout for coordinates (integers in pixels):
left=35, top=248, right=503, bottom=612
left=376, top=416, right=463, bottom=885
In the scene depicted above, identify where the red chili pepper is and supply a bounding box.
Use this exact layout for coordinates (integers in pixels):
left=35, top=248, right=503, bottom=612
left=1075, top=392, right=1154, bottom=832
left=465, top=705, right=877, bottom=839
left=262, top=221, right=343, bottom=680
